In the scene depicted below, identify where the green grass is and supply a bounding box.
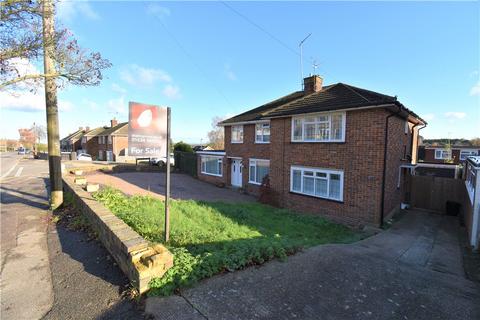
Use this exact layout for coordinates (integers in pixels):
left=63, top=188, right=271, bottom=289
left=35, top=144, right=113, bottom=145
left=93, top=187, right=363, bottom=296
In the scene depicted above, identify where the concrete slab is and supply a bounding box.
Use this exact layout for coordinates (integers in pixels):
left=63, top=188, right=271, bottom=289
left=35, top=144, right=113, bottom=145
left=146, top=210, right=480, bottom=320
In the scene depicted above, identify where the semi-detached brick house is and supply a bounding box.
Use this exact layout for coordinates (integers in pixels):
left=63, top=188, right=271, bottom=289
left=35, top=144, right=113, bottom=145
left=60, top=127, right=88, bottom=152
left=80, top=119, right=128, bottom=161
left=197, top=75, right=426, bottom=227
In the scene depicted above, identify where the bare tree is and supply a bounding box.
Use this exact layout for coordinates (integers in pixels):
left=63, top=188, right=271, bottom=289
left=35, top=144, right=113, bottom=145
left=1, top=0, right=111, bottom=208
left=207, top=116, right=225, bottom=150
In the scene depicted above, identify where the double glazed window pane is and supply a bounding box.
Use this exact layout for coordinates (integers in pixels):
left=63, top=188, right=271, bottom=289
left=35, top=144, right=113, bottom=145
left=292, top=170, right=301, bottom=191
left=331, top=114, right=342, bottom=140
left=256, top=164, right=269, bottom=183
left=315, top=178, right=328, bottom=197
left=329, top=174, right=341, bottom=199
left=293, top=119, right=302, bottom=140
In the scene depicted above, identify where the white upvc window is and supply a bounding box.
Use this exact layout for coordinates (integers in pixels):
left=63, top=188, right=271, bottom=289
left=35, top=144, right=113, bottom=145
left=107, top=135, right=112, bottom=144
left=255, top=123, right=270, bottom=143
left=290, top=166, right=344, bottom=201
left=249, top=159, right=270, bottom=185
left=460, top=149, right=478, bottom=161
left=434, top=149, right=451, bottom=160
left=292, top=112, right=346, bottom=142
left=201, top=155, right=223, bottom=177
left=231, top=125, right=243, bottom=143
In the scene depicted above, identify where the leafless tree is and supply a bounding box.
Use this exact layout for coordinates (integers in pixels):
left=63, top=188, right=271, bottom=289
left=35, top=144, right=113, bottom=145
left=207, top=116, right=225, bottom=150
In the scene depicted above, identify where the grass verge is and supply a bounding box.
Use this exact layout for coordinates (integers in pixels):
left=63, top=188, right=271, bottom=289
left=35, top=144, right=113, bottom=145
left=93, top=187, right=363, bottom=296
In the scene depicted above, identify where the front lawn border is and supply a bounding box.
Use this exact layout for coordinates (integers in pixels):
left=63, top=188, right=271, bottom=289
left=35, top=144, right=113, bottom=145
left=62, top=174, right=173, bottom=293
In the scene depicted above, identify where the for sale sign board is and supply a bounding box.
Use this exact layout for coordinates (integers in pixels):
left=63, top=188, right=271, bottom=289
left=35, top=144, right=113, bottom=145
left=128, top=101, right=167, bottom=157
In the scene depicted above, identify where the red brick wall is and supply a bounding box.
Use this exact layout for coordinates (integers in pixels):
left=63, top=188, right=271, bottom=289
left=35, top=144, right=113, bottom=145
left=270, top=109, right=387, bottom=226
left=112, top=136, right=128, bottom=160
left=383, top=115, right=413, bottom=220
left=199, top=108, right=419, bottom=227
left=224, top=124, right=270, bottom=195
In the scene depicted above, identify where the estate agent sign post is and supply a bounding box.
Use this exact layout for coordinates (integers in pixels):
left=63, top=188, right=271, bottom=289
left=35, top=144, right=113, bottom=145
left=128, top=102, right=171, bottom=242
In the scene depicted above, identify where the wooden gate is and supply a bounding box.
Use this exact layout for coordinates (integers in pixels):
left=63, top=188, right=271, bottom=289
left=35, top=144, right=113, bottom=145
left=410, top=175, right=464, bottom=213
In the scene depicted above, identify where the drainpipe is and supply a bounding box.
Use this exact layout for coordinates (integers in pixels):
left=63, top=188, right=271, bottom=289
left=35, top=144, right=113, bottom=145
left=410, top=122, right=427, bottom=165
left=380, top=104, right=402, bottom=228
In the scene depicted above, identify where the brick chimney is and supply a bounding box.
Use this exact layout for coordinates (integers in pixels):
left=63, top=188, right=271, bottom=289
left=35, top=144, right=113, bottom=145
left=110, top=118, right=118, bottom=128
left=85, top=126, right=90, bottom=132
left=303, top=75, right=323, bottom=94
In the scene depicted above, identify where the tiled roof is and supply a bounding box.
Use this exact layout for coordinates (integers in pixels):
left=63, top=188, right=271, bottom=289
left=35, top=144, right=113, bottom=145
left=61, top=129, right=84, bottom=142
left=220, top=83, right=425, bottom=124
left=84, top=122, right=128, bottom=137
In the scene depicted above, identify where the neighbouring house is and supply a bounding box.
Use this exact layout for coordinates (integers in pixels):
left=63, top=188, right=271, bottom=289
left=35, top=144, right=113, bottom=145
left=60, top=127, right=88, bottom=152
left=192, top=145, right=214, bottom=152
left=418, top=145, right=480, bottom=164
left=80, top=119, right=128, bottom=161
left=196, top=75, right=426, bottom=227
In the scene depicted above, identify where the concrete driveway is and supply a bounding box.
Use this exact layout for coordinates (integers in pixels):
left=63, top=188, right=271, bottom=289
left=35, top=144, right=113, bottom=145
left=146, top=211, right=480, bottom=320
left=86, top=171, right=255, bottom=203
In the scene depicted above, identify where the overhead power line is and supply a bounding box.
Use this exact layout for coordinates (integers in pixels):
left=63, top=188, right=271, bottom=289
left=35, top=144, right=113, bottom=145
left=220, top=1, right=299, bottom=57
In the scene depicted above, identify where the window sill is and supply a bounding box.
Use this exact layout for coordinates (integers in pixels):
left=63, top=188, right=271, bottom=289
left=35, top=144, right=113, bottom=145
left=248, top=181, right=262, bottom=186
left=231, top=141, right=243, bottom=144
left=254, top=141, right=270, bottom=144
left=289, top=191, right=344, bottom=203
left=201, top=172, right=223, bottom=177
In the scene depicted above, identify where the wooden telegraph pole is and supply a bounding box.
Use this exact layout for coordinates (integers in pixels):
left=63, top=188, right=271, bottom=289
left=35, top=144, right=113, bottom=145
left=164, top=107, right=171, bottom=242
left=42, top=0, right=63, bottom=209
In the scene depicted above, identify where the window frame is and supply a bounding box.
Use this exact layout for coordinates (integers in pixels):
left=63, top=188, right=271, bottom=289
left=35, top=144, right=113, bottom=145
left=107, top=135, right=112, bottom=144
left=231, top=125, right=244, bottom=144
left=291, top=111, right=346, bottom=143
left=255, top=122, right=271, bottom=144
left=460, top=149, right=478, bottom=161
left=248, top=158, right=270, bottom=185
left=290, top=166, right=344, bottom=201
left=200, top=155, right=223, bottom=177
left=434, top=148, right=451, bottom=160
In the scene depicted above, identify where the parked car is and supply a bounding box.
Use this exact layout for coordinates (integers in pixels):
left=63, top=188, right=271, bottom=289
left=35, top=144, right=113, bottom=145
left=17, top=148, right=26, bottom=155
left=76, top=153, right=92, bottom=161
left=150, top=154, right=175, bottom=166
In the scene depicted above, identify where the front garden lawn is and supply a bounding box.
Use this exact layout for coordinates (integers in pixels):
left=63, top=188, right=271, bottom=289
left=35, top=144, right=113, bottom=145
left=93, top=188, right=363, bottom=296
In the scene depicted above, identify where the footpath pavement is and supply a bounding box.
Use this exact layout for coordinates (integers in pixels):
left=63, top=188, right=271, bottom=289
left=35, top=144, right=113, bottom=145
left=1, top=156, right=53, bottom=319
left=1, top=155, right=144, bottom=319
left=146, top=211, right=480, bottom=320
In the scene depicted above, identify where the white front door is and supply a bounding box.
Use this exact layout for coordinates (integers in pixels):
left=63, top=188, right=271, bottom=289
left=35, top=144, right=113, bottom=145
left=231, top=159, right=242, bottom=187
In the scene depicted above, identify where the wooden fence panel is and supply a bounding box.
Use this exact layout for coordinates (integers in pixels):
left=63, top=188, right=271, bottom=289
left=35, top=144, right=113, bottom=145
left=174, top=151, right=197, bottom=177
left=410, top=175, right=464, bottom=213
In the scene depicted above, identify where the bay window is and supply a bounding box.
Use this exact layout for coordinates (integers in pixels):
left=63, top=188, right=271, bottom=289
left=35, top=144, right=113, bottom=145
left=292, top=112, right=345, bottom=142
left=201, top=156, right=223, bottom=176
left=255, top=123, right=270, bottom=143
left=249, top=159, right=270, bottom=185
left=231, top=125, right=243, bottom=143
left=290, top=166, right=343, bottom=201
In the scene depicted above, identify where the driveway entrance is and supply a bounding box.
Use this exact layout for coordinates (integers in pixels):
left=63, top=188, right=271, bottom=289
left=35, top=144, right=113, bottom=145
left=146, top=210, right=480, bottom=320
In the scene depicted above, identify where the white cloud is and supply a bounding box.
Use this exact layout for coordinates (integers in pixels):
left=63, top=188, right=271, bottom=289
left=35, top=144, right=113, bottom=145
left=107, top=96, right=127, bottom=115
left=444, top=112, right=466, bottom=120
left=470, top=82, right=480, bottom=96
left=82, top=98, right=98, bottom=110
left=120, top=64, right=172, bottom=86
left=162, top=85, right=181, bottom=99
left=146, top=4, right=171, bottom=19
left=224, top=64, right=237, bottom=81
left=422, top=113, right=435, bottom=121
left=57, top=0, right=100, bottom=22
left=0, top=90, right=73, bottom=112
left=111, top=83, right=127, bottom=94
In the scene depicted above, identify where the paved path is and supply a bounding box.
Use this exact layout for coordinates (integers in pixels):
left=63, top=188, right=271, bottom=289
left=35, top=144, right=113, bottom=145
left=1, top=155, right=53, bottom=319
left=87, top=171, right=255, bottom=202
left=146, top=211, right=480, bottom=320
left=1, top=155, right=144, bottom=319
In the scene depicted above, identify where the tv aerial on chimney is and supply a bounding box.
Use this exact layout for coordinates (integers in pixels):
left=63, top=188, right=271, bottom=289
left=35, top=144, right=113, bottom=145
left=299, top=33, right=312, bottom=90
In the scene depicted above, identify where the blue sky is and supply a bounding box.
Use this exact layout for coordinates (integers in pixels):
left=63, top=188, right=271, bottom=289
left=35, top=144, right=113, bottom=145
left=1, top=1, right=479, bottom=143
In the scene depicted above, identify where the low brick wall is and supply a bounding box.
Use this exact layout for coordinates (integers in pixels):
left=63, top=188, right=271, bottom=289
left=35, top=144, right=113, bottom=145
left=63, top=175, right=173, bottom=293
